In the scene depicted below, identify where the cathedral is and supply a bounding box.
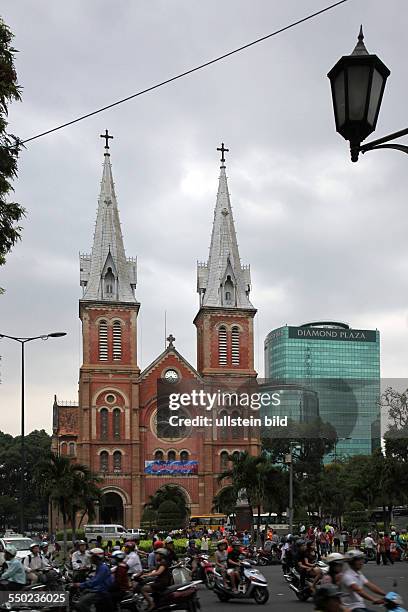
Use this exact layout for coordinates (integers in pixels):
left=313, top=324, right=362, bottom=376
left=52, top=136, right=260, bottom=528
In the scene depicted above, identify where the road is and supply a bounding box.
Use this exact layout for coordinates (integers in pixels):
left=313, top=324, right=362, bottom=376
left=198, top=562, right=408, bottom=612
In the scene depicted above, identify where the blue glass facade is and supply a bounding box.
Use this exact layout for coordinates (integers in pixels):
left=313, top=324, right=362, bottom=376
left=264, top=323, right=381, bottom=457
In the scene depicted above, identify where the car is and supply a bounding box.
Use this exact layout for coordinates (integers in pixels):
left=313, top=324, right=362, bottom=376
left=0, top=536, right=35, bottom=560
left=127, top=528, right=146, bottom=538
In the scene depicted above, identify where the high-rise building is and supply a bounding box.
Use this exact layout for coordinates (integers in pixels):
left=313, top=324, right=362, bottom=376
left=264, top=322, right=381, bottom=457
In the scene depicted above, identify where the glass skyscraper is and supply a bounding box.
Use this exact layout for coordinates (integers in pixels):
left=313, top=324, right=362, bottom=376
left=264, top=322, right=381, bottom=458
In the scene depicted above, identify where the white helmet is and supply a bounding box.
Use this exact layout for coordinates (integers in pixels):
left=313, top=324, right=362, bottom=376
left=326, top=553, right=345, bottom=563
left=346, top=549, right=364, bottom=561
left=165, top=536, right=173, bottom=543
left=5, top=545, right=17, bottom=557
left=89, top=547, right=105, bottom=557
left=112, top=550, right=126, bottom=561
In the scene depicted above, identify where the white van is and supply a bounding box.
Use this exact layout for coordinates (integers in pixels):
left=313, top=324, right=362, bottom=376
left=84, top=524, right=133, bottom=542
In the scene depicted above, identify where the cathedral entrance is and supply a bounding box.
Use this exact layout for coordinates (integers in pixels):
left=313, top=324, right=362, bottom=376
left=100, top=491, right=124, bottom=524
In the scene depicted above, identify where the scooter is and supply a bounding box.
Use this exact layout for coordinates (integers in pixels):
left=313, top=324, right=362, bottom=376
left=287, top=560, right=328, bottom=602
left=193, top=554, right=215, bottom=590
left=119, top=575, right=202, bottom=612
left=213, top=561, right=269, bottom=604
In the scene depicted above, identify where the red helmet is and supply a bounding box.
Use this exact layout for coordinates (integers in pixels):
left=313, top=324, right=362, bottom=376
left=154, top=540, right=164, bottom=549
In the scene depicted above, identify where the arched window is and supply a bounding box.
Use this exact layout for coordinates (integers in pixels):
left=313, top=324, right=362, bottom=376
left=220, top=451, right=229, bottom=471
left=105, top=267, right=115, bottom=297
left=180, top=450, right=189, bottom=462
left=224, top=276, right=234, bottom=305
left=100, top=408, right=108, bottom=439
left=232, top=450, right=241, bottom=462
left=154, top=450, right=164, bottom=461
left=218, top=326, right=227, bottom=366
left=231, top=411, right=240, bottom=439
left=99, top=320, right=108, bottom=361
left=112, top=321, right=122, bottom=361
left=113, top=408, right=121, bottom=439
left=100, top=451, right=109, bottom=472
left=60, top=442, right=67, bottom=455
left=167, top=450, right=176, bottom=462
left=231, top=326, right=240, bottom=366
left=113, top=450, right=122, bottom=473
left=68, top=442, right=75, bottom=456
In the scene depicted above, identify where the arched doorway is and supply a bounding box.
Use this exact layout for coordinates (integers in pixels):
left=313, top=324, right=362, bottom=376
left=100, top=491, right=124, bottom=524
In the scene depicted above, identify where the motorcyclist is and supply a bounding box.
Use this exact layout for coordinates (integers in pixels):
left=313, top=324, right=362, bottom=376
left=23, top=542, right=50, bottom=584
left=214, top=540, right=228, bottom=588
left=321, top=553, right=345, bottom=588
left=341, top=549, right=385, bottom=611
left=110, top=550, right=130, bottom=606
left=71, top=540, right=91, bottom=581
left=226, top=540, right=241, bottom=593
left=124, top=541, right=142, bottom=577
left=164, top=536, right=178, bottom=565
left=141, top=547, right=173, bottom=611
left=0, top=546, right=26, bottom=591
left=384, top=591, right=407, bottom=612
left=294, top=539, right=321, bottom=591
left=148, top=541, right=164, bottom=570
left=187, top=538, right=199, bottom=575
left=73, top=547, right=113, bottom=612
left=314, top=584, right=346, bottom=612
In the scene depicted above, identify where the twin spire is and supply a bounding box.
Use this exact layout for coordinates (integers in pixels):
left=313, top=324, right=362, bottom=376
left=80, top=135, right=253, bottom=311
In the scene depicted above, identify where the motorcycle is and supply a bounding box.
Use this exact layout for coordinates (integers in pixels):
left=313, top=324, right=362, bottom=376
left=213, top=560, right=269, bottom=604
left=120, top=570, right=202, bottom=612
left=287, top=560, right=328, bottom=602
left=255, top=546, right=281, bottom=566
left=192, top=555, right=215, bottom=590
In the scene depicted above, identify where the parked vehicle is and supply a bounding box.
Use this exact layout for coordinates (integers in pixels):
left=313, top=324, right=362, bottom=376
left=0, top=536, right=34, bottom=560
left=83, top=524, right=134, bottom=542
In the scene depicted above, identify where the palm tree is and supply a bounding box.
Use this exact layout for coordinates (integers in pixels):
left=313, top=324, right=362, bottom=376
left=37, top=453, right=100, bottom=556
left=218, top=452, right=279, bottom=534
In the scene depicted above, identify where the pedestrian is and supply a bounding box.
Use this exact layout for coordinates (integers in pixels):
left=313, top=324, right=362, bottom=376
left=376, top=533, right=387, bottom=566
left=383, top=533, right=394, bottom=565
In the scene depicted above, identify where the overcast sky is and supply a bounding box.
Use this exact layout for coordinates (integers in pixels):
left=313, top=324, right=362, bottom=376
left=1, top=0, right=407, bottom=436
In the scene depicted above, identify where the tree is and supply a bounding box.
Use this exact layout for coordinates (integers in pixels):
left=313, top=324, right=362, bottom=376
left=157, top=500, right=185, bottom=531
left=343, top=501, right=369, bottom=534
left=37, top=454, right=100, bottom=556
left=0, top=18, right=25, bottom=292
left=212, top=485, right=237, bottom=517
left=144, top=485, right=190, bottom=528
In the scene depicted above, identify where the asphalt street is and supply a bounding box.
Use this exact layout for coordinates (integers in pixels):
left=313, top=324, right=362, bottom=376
left=198, top=562, right=408, bottom=612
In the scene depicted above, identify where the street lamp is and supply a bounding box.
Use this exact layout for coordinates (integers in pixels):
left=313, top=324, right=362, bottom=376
left=285, top=442, right=300, bottom=534
left=0, top=331, right=67, bottom=533
left=328, top=26, right=390, bottom=162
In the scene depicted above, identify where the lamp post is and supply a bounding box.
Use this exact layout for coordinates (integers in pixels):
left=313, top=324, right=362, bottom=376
left=326, top=26, right=408, bottom=162
left=0, top=331, right=67, bottom=533
left=285, top=442, right=300, bottom=534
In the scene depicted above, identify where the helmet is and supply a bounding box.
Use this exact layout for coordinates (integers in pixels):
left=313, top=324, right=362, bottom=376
left=165, top=536, right=173, bottom=544
left=29, top=543, right=39, bottom=550
left=153, top=540, right=164, bottom=550
left=314, top=585, right=343, bottom=607
left=391, top=531, right=396, bottom=536
left=155, top=548, right=169, bottom=557
left=346, top=549, right=365, bottom=561
left=112, top=550, right=126, bottom=561
left=5, top=545, right=17, bottom=557
left=124, top=541, right=135, bottom=549
left=76, top=540, right=86, bottom=546
left=40, top=541, right=49, bottom=549
left=112, top=545, right=121, bottom=551
left=326, top=553, right=345, bottom=564
left=89, top=548, right=105, bottom=557
left=384, top=592, right=403, bottom=606
left=188, top=539, right=195, bottom=546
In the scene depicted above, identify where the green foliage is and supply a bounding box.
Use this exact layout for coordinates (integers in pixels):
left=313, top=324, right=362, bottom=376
left=212, top=485, right=236, bottom=516
left=157, top=500, right=185, bottom=532
left=0, top=18, right=25, bottom=292
left=343, top=501, right=369, bottom=533
left=55, top=528, right=85, bottom=542
left=0, top=429, right=51, bottom=528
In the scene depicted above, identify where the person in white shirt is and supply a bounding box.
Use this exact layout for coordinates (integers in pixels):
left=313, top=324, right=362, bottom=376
left=200, top=535, right=209, bottom=553
left=71, top=541, right=91, bottom=580
left=341, top=549, right=385, bottom=611
left=24, top=543, right=50, bottom=584
left=363, top=534, right=376, bottom=561
left=124, top=542, right=142, bottom=576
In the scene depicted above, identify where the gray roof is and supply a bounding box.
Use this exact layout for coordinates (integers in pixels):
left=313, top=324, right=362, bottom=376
left=197, top=164, right=254, bottom=309
left=80, top=152, right=137, bottom=302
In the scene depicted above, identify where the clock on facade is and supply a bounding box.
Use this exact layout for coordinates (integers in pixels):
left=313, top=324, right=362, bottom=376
left=164, top=368, right=179, bottom=383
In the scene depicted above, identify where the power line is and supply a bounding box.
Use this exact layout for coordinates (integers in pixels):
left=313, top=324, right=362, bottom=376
left=18, top=0, right=351, bottom=146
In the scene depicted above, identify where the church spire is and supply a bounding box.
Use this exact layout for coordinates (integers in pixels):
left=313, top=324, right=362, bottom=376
left=197, top=144, right=253, bottom=309
left=80, top=132, right=137, bottom=302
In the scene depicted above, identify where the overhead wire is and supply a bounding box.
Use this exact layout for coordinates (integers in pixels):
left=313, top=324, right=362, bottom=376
left=19, top=0, right=351, bottom=146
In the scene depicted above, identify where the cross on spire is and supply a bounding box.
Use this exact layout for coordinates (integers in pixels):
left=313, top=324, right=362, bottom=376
left=100, top=129, right=113, bottom=151
left=166, top=334, right=176, bottom=348
left=217, top=142, right=229, bottom=165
